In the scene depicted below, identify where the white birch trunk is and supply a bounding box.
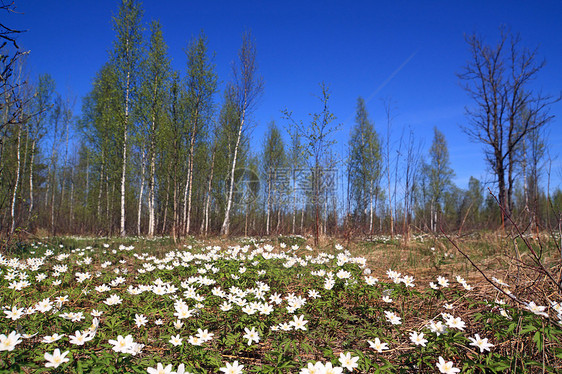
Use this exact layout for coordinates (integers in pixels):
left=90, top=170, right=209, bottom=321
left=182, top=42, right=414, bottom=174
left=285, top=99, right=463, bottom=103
left=266, top=173, right=271, bottom=235
left=186, top=129, right=197, bottom=235
left=148, top=146, right=156, bottom=237
left=120, top=70, right=130, bottom=237
left=221, top=113, right=245, bottom=236
left=137, top=150, right=146, bottom=236
left=10, top=125, right=22, bottom=234
left=29, top=140, right=36, bottom=217
left=202, top=147, right=215, bottom=236
left=369, top=182, right=374, bottom=235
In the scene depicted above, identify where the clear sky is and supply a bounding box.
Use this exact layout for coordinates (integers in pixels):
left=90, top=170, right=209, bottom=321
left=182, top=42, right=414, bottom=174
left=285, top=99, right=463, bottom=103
left=8, top=0, right=562, bottom=191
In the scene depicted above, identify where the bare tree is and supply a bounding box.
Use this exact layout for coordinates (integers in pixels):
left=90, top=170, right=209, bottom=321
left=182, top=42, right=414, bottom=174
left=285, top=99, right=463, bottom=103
left=283, top=82, right=340, bottom=245
left=458, top=29, right=558, bottom=224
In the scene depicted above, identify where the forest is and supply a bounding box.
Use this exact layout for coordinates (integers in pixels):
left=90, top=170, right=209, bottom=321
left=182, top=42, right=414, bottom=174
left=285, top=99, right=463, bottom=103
left=3, top=3, right=562, bottom=373
left=1, top=0, right=561, bottom=243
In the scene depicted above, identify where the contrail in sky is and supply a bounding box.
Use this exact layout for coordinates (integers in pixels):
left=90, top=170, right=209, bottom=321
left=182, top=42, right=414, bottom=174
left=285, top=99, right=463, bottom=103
left=365, top=48, right=420, bottom=105
left=344, top=48, right=420, bottom=125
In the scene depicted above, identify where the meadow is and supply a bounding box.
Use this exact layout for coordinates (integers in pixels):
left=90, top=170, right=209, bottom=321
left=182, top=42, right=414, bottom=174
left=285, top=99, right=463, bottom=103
left=1, top=234, right=561, bottom=373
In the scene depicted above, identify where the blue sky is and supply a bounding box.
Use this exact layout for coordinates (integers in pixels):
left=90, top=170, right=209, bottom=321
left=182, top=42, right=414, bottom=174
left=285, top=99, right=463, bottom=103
left=9, top=0, right=562, bottom=190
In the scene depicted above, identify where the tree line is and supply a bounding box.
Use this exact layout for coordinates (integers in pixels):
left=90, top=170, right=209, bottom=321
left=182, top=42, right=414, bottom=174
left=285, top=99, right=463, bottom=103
left=1, top=1, right=560, bottom=242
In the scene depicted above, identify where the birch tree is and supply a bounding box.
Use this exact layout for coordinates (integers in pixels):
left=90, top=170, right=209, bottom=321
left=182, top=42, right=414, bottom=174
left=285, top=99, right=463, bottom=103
left=221, top=31, right=263, bottom=236
left=262, top=121, right=286, bottom=235
left=183, top=32, right=217, bottom=236
left=283, top=82, right=340, bottom=245
left=348, top=97, right=381, bottom=234
left=111, top=0, right=144, bottom=236
left=426, top=127, right=454, bottom=231
left=28, top=74, right=54, bottom=221
left=140, top=20, right=170, bottom=237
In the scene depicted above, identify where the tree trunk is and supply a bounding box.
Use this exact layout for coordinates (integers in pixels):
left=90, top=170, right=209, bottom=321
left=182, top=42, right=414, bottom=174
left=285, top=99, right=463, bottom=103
left=266, top=173, right=271, bottom=235
left=97, top=155, right=104, bottom=222
left=202, top=146, right=215, bottom=236
left=369, top=180, right=374, bottom=235
left=162, top=172, right=170, bottom=234
left=221, top=111, right=245, bottom=236
left=10, top=125, right=22, bottom=234
left=120, top=70, right=130, bottom=237
left=50, top=167, right=56, bottom=236
left=148, top=118, right=156, bottom=238
left=185, top=110, right=199, bottom=236
left=69, top=168, right=74, bottom=232
left=497, top=158, right=508, bottom=226
left=171, top=174, right=178, bottom=242
left=137, top=150, right=146, bottom=236
left=292, top=173, right=297, bottom=234
left=28, top=139, right=36, bottom=219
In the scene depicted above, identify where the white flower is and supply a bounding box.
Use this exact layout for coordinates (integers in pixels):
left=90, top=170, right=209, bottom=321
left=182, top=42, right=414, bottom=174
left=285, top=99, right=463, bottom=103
left=0, top=331, right=22, bottom=351
left=42, top=333, right=65, bottom=343
left=290, top=314, right=308, bottom=330
left=428, top=320, right=448, bottom=336
left=91, top=309, right=104, bottom=317
left=69, top=330, right=94, bottom=345
left=444, top=316, right=465, bottom=331
left=4, top=306, right=24, bottom=320
left=169, top=334, right=183, bottom=347
left=526, top=301, right=549, bottom=317
left=44, top=348, right=70, bottom=368
left=135, top=313, right=148, bottom=327
left=196, top=328, right=214, bottom=342
left=468, top=334, right=494, bottom=353
left=339, top=352, right=359, bottom=371
left=367, top=337, right=388, bottom=352
left=220, top=301, right=233, bottom=311
left=300, top=361, right=324, bottom=374
left=384, top=310, right=401, bottom=325
left=436, top=356, right=460, bottom=374
left=108, top=334, right=134, bottom=353
left=103, top=294, right=123, bottom=306
left=147, top=363, right=174, bottom=374
left=318, top=362, right=343, bottom=374
left=243, top=327, right=260, bottom=345
left=437, top=276, right=449, bottom=288
left=219, top=360, right=244, bottom=374
left=409, top=331, right=427, bottom=347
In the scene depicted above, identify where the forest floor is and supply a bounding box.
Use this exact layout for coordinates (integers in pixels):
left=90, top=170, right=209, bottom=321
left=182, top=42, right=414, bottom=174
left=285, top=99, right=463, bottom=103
left=2, top=231, right=561, bottom=373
